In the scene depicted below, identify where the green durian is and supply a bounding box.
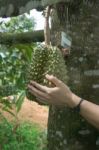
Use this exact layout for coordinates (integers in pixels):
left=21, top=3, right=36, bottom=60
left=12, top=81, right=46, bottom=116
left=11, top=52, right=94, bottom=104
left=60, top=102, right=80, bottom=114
left=26, top=45, right=68, bottom=103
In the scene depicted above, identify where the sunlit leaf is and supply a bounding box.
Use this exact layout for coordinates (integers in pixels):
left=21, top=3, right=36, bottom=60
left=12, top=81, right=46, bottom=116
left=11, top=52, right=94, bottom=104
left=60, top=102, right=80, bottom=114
left=16, top=91, right=25, bottom=113
left=2, top=107, right=16, bottom=117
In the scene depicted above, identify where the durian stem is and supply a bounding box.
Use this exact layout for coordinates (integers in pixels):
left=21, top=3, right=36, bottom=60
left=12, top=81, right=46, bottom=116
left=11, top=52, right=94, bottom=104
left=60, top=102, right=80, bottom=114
left=44, top=6, right=51, bottom=46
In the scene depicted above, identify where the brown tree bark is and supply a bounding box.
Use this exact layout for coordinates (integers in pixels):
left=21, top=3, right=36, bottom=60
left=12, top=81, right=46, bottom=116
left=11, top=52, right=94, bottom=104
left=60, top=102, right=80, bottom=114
left=47, top=1, right=99, bottom=150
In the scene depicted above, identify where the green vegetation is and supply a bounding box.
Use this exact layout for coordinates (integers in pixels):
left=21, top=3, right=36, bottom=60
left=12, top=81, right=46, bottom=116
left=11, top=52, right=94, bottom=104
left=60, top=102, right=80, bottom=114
left=0, top=86, right=47, bottom=150
left=0, top=14, right=36, bottom=33
left=0, top=14, right=36, bottom=96
left=0, top=14, right=47, bottom=150
left=0, top=43, right=35, bottom=96
left=0, top=122, right=47, bottom=150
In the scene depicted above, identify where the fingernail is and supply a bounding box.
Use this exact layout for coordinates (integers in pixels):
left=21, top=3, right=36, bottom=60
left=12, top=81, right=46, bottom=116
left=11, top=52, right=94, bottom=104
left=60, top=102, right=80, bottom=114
left=45, top=74, right=51, bottom=78
left=30, top=80, right=35, bottom=84
left=28, top=84, right=31, bottom=88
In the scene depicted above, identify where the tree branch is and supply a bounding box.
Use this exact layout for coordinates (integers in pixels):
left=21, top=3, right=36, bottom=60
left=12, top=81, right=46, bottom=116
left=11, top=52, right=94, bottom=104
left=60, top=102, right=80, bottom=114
left=0, top=30, right=44, bottom=45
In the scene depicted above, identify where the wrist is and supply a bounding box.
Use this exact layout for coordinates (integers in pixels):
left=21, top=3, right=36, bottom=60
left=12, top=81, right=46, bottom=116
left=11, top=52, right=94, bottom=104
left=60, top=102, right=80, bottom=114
left=69, top=93, right=81, bottom=108
left=72, top=98, right=84, bottom=113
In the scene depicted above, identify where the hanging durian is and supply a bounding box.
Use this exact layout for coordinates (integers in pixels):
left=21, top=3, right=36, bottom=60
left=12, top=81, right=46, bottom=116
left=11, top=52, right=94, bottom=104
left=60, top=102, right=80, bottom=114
left=26, top=45, right=68, bottom=103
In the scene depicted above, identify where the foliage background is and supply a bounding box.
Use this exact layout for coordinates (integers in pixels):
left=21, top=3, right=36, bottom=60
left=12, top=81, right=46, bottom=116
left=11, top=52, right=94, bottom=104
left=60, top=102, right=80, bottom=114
left=0, top=14, right=36, bottom=96
left=0, top=13, right=47, bottom=150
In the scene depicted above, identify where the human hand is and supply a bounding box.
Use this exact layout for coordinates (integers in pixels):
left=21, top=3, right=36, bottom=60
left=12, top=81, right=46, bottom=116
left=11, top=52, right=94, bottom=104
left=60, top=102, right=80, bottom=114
left=28, top=74, right=80, bottom=108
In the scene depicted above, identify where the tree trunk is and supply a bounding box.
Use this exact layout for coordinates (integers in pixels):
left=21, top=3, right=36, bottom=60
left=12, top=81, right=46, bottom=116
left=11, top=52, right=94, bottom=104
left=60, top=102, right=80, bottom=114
left=47, top=1, right=99, bottom=150
left=0, top=30, right=44, bottom=45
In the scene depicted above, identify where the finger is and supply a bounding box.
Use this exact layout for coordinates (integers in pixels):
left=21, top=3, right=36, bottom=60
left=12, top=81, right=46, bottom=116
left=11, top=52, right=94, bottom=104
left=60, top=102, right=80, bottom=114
left=45, top=74, right=62, bottom=87
left=28, top=85, right=49, bottom=100
left=29, top=88, right=50, bottom=105
left=30, top=81, right=49, bottom=93
left=36, top=97, right=49, bottom=105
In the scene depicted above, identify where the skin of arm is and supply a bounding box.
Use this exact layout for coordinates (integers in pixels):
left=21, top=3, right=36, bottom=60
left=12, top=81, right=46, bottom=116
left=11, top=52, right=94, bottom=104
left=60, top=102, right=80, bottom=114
left=28, top=74, right=99, bottom=129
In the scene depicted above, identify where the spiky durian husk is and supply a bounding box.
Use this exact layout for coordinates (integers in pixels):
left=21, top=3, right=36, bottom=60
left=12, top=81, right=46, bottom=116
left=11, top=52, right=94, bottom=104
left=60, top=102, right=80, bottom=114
left=44, top=46, right=68, bottom=84
left=26, top=45, right=68, bottom=103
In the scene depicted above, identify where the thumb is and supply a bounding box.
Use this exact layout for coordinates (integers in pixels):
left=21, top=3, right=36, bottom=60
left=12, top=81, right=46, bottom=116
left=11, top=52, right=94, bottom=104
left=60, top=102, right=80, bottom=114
left=45, top=74, right=62, bottom=87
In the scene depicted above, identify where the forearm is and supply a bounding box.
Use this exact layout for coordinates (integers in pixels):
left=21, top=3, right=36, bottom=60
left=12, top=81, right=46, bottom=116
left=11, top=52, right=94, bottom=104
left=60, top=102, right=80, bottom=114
left=28, top=75, right=99, bottom=129
left=71, top=94, right=99, bottom=129
left=80, top=100, right=99, bottom=129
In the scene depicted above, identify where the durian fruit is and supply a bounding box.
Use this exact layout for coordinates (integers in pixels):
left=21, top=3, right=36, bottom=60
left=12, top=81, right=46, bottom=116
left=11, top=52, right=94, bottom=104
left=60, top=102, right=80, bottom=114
left=26, top=45, right=68, bottom=103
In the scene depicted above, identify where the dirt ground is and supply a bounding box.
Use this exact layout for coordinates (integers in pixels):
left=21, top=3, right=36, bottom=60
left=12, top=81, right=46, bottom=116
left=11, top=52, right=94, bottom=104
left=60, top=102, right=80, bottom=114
left=1, top=98, right=48, bottom=129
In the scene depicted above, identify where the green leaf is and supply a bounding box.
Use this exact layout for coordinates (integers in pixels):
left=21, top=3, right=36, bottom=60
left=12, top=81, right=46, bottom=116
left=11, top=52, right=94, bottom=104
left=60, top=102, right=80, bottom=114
left=0, top=98, right=12, bottom=109
left=10, top=44, right=33, bottom=62
left=16, top=91, right=25, bottom=113
left=2, top=107, right=16, bottom=117
left=0, top=111, right=11, bottom=127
